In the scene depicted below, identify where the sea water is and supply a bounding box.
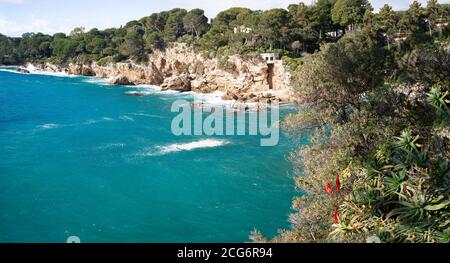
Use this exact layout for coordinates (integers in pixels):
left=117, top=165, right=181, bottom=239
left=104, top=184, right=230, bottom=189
left=0, top=68, right=304, bottom=243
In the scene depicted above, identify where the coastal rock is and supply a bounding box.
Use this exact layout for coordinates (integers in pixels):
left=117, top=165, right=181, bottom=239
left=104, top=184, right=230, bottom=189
left=43, top=63, right=60, bottom=72
left=190, top=78, right=206, bottom=91
left=16, top=67, right=30, bottom=74
left=68, top=64, right=95, bottom=76
left=161, top=74, right=191, bottom=92
left=272, top=60, right=292, bottom=91
left=29, top=43, right=294, bottom=103
left=91, top=62, right=164, bottom=85
left=222, top=91, right=239, bottom=101
left=108, top=75, right=135, bottom=86
left=81, top=67, right=95, bottom=76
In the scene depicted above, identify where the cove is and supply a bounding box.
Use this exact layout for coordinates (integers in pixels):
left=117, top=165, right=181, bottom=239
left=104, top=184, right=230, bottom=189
left=0, top=69, right=305, bottom=243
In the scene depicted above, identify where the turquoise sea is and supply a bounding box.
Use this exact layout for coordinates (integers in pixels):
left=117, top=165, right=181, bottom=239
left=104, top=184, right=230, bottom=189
left=0, top=68, right=303, bottom=243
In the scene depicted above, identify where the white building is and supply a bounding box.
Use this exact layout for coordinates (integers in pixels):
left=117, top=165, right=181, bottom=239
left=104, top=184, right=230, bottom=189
left=233, top=26, right=252, bottom=34
left=261, top=53, right=280, bottom=64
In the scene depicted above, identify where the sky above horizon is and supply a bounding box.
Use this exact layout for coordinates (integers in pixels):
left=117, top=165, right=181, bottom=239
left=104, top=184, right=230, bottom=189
left=1, top=0, right=449, bottom=37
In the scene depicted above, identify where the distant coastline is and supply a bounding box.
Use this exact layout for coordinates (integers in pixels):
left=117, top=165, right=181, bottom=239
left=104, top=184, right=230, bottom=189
left=7, top=43, right=295, bottom=110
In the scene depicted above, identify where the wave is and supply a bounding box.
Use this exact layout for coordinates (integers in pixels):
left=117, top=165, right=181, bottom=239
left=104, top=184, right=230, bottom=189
left=136, top=85, right=190, bottom=96
left=37, top=123, right=59, bottom=129
left=37, top=116, right=115, bottom=130
left=0, top=67, right=77, bottom=78
left=95, top=143, right=126, bottom=150
left=25, top=65, right=76, bottom=78
left=128, top=113, right=165, bottom=119
left=0, top=68, right=27, bottom=75
left=160, top=90, right=182, bottom=95
left=84, top=117, right=118, bottom=126
left=142, top=139, right=231, bottom=156
left=83, top=77, right=109, bottom=85
left=84, top=116, right=116, bottom=125
left=123, top=85, right=178, bottom=97
left=30, top=71, right=76, bottom=78
left=83, top=119, right=100, bottom=125
left=124, top=91, right=154, bottom=96
left=118, top=115, right=134, bottom=122
left=191, top=91, right=235, bottom=106
left=134, top=84, right=162, bottom=91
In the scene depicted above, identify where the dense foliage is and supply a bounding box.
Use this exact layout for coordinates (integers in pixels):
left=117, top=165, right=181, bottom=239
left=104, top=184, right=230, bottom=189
left=0, top=8, right=209, bottom=65
left=250, top=0, right=450, bottom=244
left=2, top=0, right=448, bottom=67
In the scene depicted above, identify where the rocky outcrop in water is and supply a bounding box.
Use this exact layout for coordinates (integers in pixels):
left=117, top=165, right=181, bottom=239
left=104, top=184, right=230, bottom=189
left=108, top=75, right=135, bottom=85
left=68, top=64, right=95, bottom=76
left=16, top=67, right=30, bottom=74
left=161, top=74, right=191, bottom=92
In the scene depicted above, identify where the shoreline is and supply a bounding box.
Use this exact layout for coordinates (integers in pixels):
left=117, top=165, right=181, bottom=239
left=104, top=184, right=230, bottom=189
left=16, top=43, right=295, bottom=106
left=1, top=64, right=296, bottom=111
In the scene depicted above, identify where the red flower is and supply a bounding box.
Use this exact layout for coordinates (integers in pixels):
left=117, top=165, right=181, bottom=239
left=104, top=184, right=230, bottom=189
left=334, top=208, right=339, bottom=224
left=326, top=183, right=334, bottom=195
left=335, top=173, right=341, bottom=192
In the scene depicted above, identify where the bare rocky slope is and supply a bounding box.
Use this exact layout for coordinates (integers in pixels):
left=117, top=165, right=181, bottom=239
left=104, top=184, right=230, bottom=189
left=31, top=43, right=294, bottom=104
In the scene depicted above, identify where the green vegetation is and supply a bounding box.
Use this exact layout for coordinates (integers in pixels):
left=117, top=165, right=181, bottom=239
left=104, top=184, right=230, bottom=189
left=1, top=0, right=449, bottom=243
left=0, top=0, right=442, bottom=66
left=250, top=1, right=450, bottom=244
left=0, top=8, right=205, bottom=65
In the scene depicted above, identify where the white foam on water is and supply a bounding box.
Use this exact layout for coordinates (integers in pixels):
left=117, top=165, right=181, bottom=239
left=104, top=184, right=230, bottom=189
left=123, top=85, right=183, bottom=97
left=26, top=64, right=77, bottom=78
left=1, top=66, right=77, bottom=78
left=160, top=90, right=182, bottom=95
left=119, top=115, right=134, bottom=122
left=142, top=139, right=231, bottom=156
left=124, top=91, right=154, bottom=96
left=128, top=113, right=165, bottom=119
left=33, top=72, right=77, bottom=78
left=26, top=64, right=36, bottom=72
left=83, top=77, right=109, bottom=85
left=38, top=123, right=59, bottom=129
left=134, top=84, right=162, bottom=91
left=0, top=68, right=27, bottom=75
left=192, top=91, right=234, bottom=106
left=84, top=119, right=100, bottom=125
left=84, top=116, right=119, bottom=125
left=95, top=143, right=126, bottom=150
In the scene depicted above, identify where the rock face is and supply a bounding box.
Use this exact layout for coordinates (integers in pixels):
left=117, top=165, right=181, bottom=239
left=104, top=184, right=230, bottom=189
left=108, top=75, right=135, bottom=85
left=30, top=43, right=294, bottom=103
left=68, top=64, right=95, bottom=76
left=16, top=67, right=30, bottom=74
left=161, top=74, right=191, bottom=92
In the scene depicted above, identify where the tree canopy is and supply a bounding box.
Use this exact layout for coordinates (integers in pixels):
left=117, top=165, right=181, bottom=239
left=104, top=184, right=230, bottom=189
left=1, top=2, right=449, bottom=65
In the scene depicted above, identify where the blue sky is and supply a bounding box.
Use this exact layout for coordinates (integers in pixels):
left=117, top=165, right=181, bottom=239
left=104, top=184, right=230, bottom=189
left=1, top=0, right=449, bottom=37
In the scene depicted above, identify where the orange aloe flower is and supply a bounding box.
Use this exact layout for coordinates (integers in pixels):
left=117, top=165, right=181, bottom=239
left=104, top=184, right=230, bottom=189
left=326, top=183, right=334, bottom=195
left=336, top=173, right=341, bottom=191
left=334, top=208, right=339, bottom=224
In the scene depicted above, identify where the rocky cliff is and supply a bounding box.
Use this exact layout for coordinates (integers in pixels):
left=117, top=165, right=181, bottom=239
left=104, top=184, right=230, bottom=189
left=31, top=43, right=294, bottom=104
